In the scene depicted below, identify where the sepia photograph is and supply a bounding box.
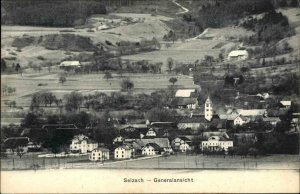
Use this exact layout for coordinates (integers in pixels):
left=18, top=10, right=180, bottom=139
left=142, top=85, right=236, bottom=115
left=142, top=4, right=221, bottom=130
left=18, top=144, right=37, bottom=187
left=1, top=0, right=300, bottom=193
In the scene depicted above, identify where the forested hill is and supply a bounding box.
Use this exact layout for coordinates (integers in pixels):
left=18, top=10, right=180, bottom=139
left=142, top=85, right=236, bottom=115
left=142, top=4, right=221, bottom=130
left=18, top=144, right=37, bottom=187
left=1, top=0, right=107, bottom=27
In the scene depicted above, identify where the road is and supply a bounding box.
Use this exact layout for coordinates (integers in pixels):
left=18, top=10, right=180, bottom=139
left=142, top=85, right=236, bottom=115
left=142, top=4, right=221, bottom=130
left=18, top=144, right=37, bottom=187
left=172, top=0, right=189, bottom=15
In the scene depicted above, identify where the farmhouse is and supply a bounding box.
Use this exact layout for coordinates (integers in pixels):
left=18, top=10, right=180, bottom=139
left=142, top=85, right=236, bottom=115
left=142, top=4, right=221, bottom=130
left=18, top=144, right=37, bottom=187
left=280, top=100, right=292, bottom=109
left=227, top=50, right=249, bottom=60
left=179, top=142, right=192, bottom=152
left=2, top=137, right=31, bottom=153
left=69, top=134, right=98, bottom=153
left=114, top=145, right=133, bottom=159
left=233, top=115, right=250, bottom=126
left=89, top=147, right=110, bottom=161
left=236, top=109, right=267, bottom=117
left=200, top=132, right=233, bottom=152
left=262, top=117, right=281, bottom=126
left=142, top=143, right=163, bottom=156
left=138, top=138, right=172, bottom=153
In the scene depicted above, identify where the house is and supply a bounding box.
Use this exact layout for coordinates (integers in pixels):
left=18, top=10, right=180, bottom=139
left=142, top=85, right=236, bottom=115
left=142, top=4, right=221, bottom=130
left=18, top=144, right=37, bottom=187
left=171, top=97, right=198, bottom=109
left=2, top=137, right=30, bottom=153
left=124, top=140, right=143, bottom=156
left=234, top=115, right=250, bottom=126
left=113, top=135, right=125, bottom=145
left=89, top=148, right=110, bottom=161
left=145, top=128, right=157, bottom=137
left=142, top=143, right=163, bottom=156
left=114, top=145, right=133, bottom=159
left=280, top=101, right=291, bottom=109
left=69, top=134, right=98, bottom=153
left=59, top=61, right=81, bottom=69
left=175, top=89, right=196, bottom=98
left=150, top=122, right=176, bottom=129
left=228, top=50, right=249, bottom=60
left=171, top=137, right=192, bottom=151
left=138, top=138, right=172, bottom=153
left=179, top=142, right=192, bottom=152
left=200, top=132, right=233, bottom=152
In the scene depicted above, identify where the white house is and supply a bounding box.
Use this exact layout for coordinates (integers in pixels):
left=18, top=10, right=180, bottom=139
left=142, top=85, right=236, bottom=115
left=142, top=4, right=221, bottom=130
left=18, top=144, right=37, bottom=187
left=179, top=142, right=192, bottom=152
left=113, top=135, right=124, bottom=145
left=228, top=50, right=249, bottom=60
left=69, top=135, right=98, bottom=153
left=234, top=115, right=250, bottom=126
left=142, top=143, right=163, bottom=156
left=145, top=128, right=156, bottom=137
left=201, top=136, right=233, bottom=152
left=171, top=137, right=192, bottom=151
left=89, top=148, right=110, bottom=161
left=114, top=145, right=132, bottom=159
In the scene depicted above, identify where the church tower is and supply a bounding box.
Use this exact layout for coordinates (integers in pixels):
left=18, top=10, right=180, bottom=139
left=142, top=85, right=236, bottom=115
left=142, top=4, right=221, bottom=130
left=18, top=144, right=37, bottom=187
left=205, top=96, right=213, bottom=121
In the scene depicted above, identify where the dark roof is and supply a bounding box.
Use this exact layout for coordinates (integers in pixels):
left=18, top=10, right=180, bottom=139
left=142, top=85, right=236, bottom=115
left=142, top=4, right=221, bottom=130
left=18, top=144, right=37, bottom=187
left=171, top=97, right=198, bottom=106
left=145, top=143, right=163, bottom=152
left=150, top=122, right=176, bottom=129
left=3, top=137, right=30, bottom=149
left=178, top=136, right=192, bottom=142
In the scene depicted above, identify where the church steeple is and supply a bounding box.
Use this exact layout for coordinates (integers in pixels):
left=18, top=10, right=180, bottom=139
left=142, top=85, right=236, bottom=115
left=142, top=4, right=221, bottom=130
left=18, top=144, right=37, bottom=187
left=205, top=96, right=213, bottom=121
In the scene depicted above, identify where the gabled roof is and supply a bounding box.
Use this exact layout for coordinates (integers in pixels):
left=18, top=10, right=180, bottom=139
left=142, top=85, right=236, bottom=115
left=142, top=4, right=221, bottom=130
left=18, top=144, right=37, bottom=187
left=175, top=89, right=196, bottom=97
left=177, top=136, right=192, bottom=142
left=171, top=97, right=198, bottom=106
left=150, top=122, right=175, bottom=129
left=144, top=143, right=163, bottom=152
left=116, top=145, right=132, bottom=150
left=138, top=138, right=170, bottom=148
left=42, top=124, right=79, bottom=130
left=59, top=61, right=81, bottom=67
left=3, top=137, right=30, bottom=149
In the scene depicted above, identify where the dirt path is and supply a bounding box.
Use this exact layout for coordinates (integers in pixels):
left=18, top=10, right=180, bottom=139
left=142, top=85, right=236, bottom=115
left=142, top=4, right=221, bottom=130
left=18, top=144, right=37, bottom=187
left=172, top=0, right=189, bottom=15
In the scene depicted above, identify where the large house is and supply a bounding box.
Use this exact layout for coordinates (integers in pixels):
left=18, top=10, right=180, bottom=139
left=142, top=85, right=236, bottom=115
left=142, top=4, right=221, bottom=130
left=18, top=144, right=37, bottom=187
left=138, top=138, right=172, bottom=154
left=114, top=145, right=133, bottom=159
left=200, top=132, right=233, bottom=152
left=89, top=147, right=110, bottom=161
left=69, top=135, right=98, bottom=153
left=228, top=50, right=249, bottom=60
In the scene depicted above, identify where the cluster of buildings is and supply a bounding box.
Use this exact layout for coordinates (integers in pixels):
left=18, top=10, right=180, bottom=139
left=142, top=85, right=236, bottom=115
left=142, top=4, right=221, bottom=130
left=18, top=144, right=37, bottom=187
left=2, top=87, right=298, bottom=163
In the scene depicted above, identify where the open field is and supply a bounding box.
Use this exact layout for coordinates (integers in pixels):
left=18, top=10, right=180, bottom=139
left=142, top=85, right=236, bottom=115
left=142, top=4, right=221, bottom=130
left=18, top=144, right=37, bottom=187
left=1, top=72, right=199, bottom=107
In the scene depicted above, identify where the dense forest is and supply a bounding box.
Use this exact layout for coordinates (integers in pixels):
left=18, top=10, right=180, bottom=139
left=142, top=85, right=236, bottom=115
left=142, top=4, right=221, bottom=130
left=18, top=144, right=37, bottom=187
left=1, top=0, right=107, bottom=27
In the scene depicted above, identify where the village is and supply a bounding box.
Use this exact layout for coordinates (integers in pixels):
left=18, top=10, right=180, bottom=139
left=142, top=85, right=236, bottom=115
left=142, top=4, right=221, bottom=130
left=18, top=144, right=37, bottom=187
left=1, top=0, right=300, bottom=170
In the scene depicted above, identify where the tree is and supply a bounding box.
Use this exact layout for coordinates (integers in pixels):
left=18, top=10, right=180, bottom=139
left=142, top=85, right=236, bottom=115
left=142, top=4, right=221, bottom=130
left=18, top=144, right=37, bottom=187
left=120, top=79, right=134, bottom=92
left=103, top=71, right=113, bottom=81
left=1, top=59, right=7, bottom=72
left=64, top=91, right=84, bottom=112
left=59, top=76, right=67, bottom=85
left=169, top=77, right=178, bottom=85
left=167, top=57, right=174, bottom=72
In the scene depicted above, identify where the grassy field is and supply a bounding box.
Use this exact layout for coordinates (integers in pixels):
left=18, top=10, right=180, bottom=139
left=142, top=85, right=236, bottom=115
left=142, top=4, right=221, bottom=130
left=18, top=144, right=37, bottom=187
left=1, top=71, right=199, bottom=107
